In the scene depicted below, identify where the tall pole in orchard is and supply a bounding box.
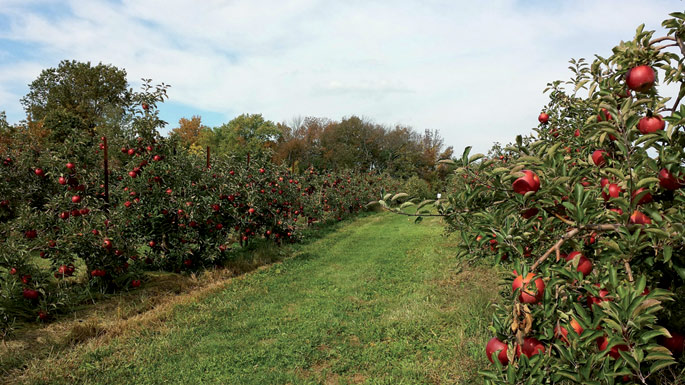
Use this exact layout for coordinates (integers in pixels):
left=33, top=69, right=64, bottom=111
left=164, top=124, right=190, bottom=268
left=103, top=136, right=109, bottom=207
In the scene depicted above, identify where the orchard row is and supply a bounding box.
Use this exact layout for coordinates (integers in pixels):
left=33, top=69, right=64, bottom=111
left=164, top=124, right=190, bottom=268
left=0, top=133, right=397, bottom=328
left=380, top=13, right=685, bottom=384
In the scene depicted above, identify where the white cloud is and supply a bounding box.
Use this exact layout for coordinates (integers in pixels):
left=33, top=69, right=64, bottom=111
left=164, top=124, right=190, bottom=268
left=0, top=0, right=681, bottom=153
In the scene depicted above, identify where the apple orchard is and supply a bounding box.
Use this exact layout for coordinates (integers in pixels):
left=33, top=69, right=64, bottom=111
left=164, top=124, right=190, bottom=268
left=2, top=9, right=685, bottom=385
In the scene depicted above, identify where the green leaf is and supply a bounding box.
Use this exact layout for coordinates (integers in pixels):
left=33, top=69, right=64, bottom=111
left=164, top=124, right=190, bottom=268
left=391, top=193, right=409, bottom=202
left=637, top=177, right=660, bottom=188
left=461, top=146, right=472, bottom=165
left=468, top=153, right=485, bottom=164
left=663, top=245, right=672, bottom=263
left=649, top=359, right=675, bottom=375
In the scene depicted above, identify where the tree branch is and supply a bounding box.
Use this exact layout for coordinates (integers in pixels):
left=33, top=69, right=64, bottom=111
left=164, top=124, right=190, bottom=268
left=531, top=223, right=621, bottom=272
left=653, top=43, right=679, bottom=51
left=623, top=259, right=634, bottom=282
left=649, top=36, right=676, bottom=45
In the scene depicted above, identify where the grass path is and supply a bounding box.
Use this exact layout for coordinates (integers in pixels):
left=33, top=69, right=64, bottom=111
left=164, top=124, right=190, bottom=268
left=14, top=213, right=500, bottom=385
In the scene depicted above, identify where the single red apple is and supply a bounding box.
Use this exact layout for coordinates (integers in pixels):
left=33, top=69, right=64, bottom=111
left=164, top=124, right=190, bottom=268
left=512, top=273, right=545, bottom=304
left=597, top=336, right=629, bottom=359
left=538, top=113, right=549, bottom=124
left=71, top=195, right=82, bottom=204
left=512, top=170, right=541, bottom=195
left=34, top=168, right=45, bottom=177
left=637, top=115, right=665, bottom=134
left=626, top=65, right=655, bottom=93
left=516, top=337, right=546, bottom=358
left=602, top=183, right=621, bottom=201
left=658, top=168, right=684, bottom=190
left=631, top=188, right=652, bottom=205
left=22, top=288, right=39, bottom=300
left=485, top=337, right=509, bottom=365
left=629, top=210, right=652, bottom=225
left=131, top=279, right=142, bottom=288
left=659, top=331, right=684, bottom=355
left=565, top=251, right=592, bottom=276
left=597, top=108, right=612, bottom=122
left=592, top=150, right=608, bottom=167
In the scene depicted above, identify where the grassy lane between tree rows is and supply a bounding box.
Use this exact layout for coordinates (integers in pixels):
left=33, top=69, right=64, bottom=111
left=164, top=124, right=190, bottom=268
left=8, top=212, right=502, bottom=385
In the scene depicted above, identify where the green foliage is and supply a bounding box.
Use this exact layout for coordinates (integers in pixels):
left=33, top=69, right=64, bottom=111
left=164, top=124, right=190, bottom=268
left=204, top=113, right=281, bottom=158
left=21, top=60, right=130, bottom=131
left=403, top=176, right=434, bottom=200
left=384, top=11, right=685, bottom=384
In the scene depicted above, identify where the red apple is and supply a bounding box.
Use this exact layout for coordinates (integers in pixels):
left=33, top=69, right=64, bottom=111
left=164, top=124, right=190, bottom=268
left=58, top=176, right=67, bottom=185
left=142, top=103, right=149, bottom=110
left=103, top=239, right=113, bottom=249
left=538, top=113, right=549, bottom=124
left=22, top=289, right=39, bottom=300
left=66, top=162, right=75, bottom=170
left=574, top=129, right=580, bottom=137
left=71, top=195, right=82, bottom=204
left=626, top=65, right=655, bottom=93
left=516, top=337, right=546, bottom=358
left=131, top=279, right=142, bottom=288
left=34, top=168, right=45, bottom=177
left=602, top=183, right=621, bottom=201
left=486, top=337, right=509, bottom=365
left=512, top=272, right=545, bottom=304
left=629, top=210, right=652, bottom=225
left=25, top=230, right=37, bottom=239
left=565, top=251, right=592, bottom=276
left=512, top=170, right=541, bottom=195
left=597, top=336, right=629, bottom=359
left=592, top=150, right=608, bottom=167
left=637, top=115, right=665, bottom=134
left=658, top=168, right=684, bottom=190
left=128, top=171, right=137, bottom=178
left=587, top=285, right=611, bottom=308
left=521, top=207, right=539, bottom=219
left=597, top=108, right=612, bottom=122
left=659, top=331, right=684, bottom=355
left=631, top=188, right=652, bottom=205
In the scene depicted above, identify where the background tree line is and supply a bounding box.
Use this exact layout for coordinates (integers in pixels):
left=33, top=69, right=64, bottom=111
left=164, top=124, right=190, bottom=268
left=1, top=60, right=455, bottom=198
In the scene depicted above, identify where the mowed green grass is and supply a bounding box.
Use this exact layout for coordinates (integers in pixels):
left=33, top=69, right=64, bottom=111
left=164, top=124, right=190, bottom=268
left=16, top=213, right=501, bottom=385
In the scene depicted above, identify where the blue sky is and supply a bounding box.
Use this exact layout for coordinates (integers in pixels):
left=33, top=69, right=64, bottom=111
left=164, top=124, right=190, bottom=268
left=0, top=0, right=681, bottom=153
